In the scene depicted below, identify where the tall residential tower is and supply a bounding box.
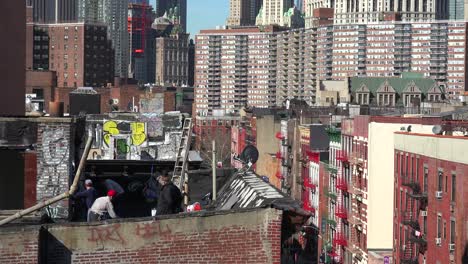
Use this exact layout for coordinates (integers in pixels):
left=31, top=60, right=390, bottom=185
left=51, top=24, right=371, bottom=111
left=227, top=0, right=262, bottom=26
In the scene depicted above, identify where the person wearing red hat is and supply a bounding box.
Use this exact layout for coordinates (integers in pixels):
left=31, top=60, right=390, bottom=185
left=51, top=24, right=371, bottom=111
left=88, top=189, right=118, bottom=222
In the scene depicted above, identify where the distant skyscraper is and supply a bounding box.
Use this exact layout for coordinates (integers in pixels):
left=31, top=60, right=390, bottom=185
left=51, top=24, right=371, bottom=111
left=295, top=0, right=303, bottom=11
left=304, top=0, right=450, bottom=24
left=128, top=3, right=154, bottom=83
left=31, top=0, right=78, bottom=23
left=227, top=0, right=262, bottom=26
left=129, top=0, right=149, bottom=3
left=448, top=0, right=465, bottom=19
left=255, top=0, right=294, bottom=26
left=155, top=0, right=186, bottom=32
left=78, top=0, right=129, bottom=78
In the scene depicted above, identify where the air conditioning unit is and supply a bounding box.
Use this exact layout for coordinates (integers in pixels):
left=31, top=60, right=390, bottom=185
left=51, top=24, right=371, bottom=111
left=435, top=191, right=443, bottom=199
left=420, top=211, right=428, bottom=217
left=449, top=243, right=455, bottom=251
left=435, top=237, right=442, bottom=245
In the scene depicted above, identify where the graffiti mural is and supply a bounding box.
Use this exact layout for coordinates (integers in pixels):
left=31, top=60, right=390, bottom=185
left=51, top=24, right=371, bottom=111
left=99, top=120, right=148, bottom=160
left=87, top=113, right=185, bottom=161
left=37, top=124, right=72, bottom=219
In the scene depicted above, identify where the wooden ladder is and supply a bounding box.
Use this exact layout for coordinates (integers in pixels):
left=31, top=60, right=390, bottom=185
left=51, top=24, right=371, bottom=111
left=172, top=117, right=192, bottom=190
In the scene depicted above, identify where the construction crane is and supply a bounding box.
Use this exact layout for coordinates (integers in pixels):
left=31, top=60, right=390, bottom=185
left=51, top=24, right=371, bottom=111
left=172, top=117, right=192, bottom=206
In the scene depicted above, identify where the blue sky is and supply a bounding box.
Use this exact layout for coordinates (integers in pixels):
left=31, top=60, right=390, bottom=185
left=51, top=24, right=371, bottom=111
left=151, top=0, right=229, bottom=38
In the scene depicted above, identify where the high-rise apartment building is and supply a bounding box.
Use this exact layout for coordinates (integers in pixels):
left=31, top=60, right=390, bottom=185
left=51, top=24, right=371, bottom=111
left=155, top=0, right=187, bottom=32
left=315, top=22, right=468, bottom=98
left=31, top=0, right=78, bottom=23
left=304, top=0, right=450, bottom=25
left=276, top=29, right=312, bottom=104
left=195, top=20, right=467, bottom=115
left=256, top=0, right=295, bottom=26
left=195, top=27, right=281, bottom=116
left=155, top=33, right=190, bottom=86
left=36, top=23, right=114, bottom=88
left=227, top=0, right=262, bottom=26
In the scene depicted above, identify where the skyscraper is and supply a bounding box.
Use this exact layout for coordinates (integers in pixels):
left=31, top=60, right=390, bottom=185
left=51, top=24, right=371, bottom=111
left=227, top=0, right=262, bottom=26
left=155, top=0, right=187, bottom=33
left=304, top=0, right=450, bottom=24
left=128, top=3, right=154, bottom=83
left=79, top=0, right=129, bottom=78
left=31, top=0, right=78, bottom=23
left=255, top=0, right=294, bottom=26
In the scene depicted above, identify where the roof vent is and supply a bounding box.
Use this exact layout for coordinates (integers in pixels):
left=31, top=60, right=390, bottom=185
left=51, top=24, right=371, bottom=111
left=432, top=125, right=443, bottom=135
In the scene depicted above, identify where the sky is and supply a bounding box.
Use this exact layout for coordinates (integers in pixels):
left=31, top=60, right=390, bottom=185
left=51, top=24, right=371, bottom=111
left=150, top=0, right=230, bottom=38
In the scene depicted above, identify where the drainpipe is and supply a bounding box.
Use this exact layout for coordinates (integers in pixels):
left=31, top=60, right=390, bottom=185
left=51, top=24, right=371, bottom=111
left=0, top=135, right=94, bottom=227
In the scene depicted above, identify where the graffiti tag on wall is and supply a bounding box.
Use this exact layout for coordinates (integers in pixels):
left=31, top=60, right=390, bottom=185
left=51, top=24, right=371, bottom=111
left=38, top=125, right=71, bottom=218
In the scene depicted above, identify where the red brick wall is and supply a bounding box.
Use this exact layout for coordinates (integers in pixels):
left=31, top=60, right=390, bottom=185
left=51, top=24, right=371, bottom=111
left=393, top=150, right=468, bottom=264
left=23, top=151, right=37, bottom=208
left=0, top=228, right=40, bottom=264
left=0, top=208, right=283, bottom=264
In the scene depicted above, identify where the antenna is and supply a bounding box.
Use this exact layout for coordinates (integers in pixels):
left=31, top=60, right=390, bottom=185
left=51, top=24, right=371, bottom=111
left=432, top=125, right=443, bottom=135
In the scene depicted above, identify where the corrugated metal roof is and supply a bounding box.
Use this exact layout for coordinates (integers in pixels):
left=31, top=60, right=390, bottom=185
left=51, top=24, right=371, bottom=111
left=215, top=171, right=311, bottom=216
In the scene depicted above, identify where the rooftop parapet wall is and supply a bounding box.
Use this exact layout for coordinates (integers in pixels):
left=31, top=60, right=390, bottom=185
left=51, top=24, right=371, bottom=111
left=0, top=208, right=282, bottom=264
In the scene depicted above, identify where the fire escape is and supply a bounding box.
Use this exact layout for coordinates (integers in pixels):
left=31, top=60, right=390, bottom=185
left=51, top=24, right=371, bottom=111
left=347, top=151, right=365, bottom=260
left=400, top=173, right=428, bottom=264
left=331, top=150, right=349, bottom=263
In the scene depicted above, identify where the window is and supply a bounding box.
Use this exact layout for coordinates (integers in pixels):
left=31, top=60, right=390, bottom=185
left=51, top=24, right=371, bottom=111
left=451, top=174, right=456, bottom=202
left=437, top=215, right=442, bottom=238
left=423, top=215, right=427, bottom=234
left=444, top=221, right=447, bottom=239
left=424, top=166, right=428, bottom=192
left=438, top=170, right=443, bottom=192
left=450, top=220, right=455, bottom=244
left=416, top=157, right=419, bottom=181
left=400, top=190, right=403, bottom=209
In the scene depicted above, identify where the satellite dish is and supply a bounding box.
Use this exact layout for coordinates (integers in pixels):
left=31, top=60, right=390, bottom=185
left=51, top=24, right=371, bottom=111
left=432, top=125, right=443, bottom=135
left=240, top=145, right=259, bottom=165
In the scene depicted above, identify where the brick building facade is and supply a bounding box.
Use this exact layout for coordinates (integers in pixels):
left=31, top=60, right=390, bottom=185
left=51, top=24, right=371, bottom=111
left=393, top=132, right=468, bottom=264
left=35, top=23, right=114, bottom=89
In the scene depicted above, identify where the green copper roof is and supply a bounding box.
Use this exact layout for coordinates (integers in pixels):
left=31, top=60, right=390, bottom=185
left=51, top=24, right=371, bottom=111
left=350, top=76, right=437, bottom=94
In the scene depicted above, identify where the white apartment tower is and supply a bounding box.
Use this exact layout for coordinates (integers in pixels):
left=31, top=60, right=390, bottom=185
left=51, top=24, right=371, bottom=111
left=304, top=0, right=449, bottom=25
left=256, top=0, right=295, bottom=26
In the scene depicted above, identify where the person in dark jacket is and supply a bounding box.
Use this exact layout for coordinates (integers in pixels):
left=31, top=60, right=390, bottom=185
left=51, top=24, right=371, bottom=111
left=73, top=179, right=97, bottom=221
left=156, top=174, right=183, bottom=215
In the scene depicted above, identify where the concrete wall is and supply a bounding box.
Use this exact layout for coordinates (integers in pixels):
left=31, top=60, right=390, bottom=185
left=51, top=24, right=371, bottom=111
left=367, top=122, right=434, bottom=250
left=0, top=208, right=282, bottom=264
left=316, top=80, right=350, bottom=106
left=394, top=133, right=468, bottom=164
